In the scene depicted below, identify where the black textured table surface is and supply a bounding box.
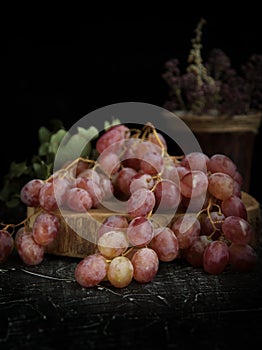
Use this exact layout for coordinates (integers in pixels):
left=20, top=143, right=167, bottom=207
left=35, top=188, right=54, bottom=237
left=1, top=242, right=262, bottom=350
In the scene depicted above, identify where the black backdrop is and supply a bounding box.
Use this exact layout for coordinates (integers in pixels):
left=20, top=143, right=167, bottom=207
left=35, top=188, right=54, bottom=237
left=1, top=13, right=262, bottom=204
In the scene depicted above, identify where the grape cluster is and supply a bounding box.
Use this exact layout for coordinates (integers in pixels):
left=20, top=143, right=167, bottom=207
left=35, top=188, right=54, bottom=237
left=0, top=123, right=258, bottom=288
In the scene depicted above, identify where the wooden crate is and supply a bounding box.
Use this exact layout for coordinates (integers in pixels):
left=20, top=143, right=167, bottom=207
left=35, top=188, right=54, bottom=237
left=28, top=191, right=261, bottom=258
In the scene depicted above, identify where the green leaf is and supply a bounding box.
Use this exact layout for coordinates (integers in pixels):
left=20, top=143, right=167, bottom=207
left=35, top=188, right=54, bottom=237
left=49, top=129, right=67, bottom=154
left=9, top=161, right=30, bottom=179
left=77, top=126, right=99, bottom=141
left=104, top=117, right=121, bottom=130
left=33, top=161, right=50, bottom=179
left=38, top=126, right=51, bottom=144
left=6, top=198, right=21, bottom=208
left=38, top=142, right=50, bottom=156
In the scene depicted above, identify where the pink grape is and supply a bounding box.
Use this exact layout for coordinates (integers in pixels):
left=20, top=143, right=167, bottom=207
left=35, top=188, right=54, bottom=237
left=131, top=247, right=159, bottom=283
left=180, top=170, right=208, bottom=198
left=32, top=212, right=60, bottom=246
left=229, top=243, right=257, bottom=272
left=115, top=167, right=137, bottom=196
left=184, top=235, right=211, bottom=267
left=130, top=173, right=154, bottom=193
left=127, top=188, right=156, bottom=218
left=147, top=131, right=167, bottom=149
left=77, top=168, right=101, bottom=184
left=222, top=216, right=253, bottom=244
left=66, top=187, right=93, bottom=212
left=200, top=211, right=225, bottom=238
left=180, top=152, right=210, bottom=173
left=135, top=140, right=162, bottom=158
left=154, top=179, right=181, bottom=210
left=99, top=173, right=114, bottom=200
left=96, top=124, right=130, bottom=154
left=120, top=138, right=141, bottom=171
left=98, top=151, right=120, bottom=176
left=75, top=177, right=104, bottom=207
left=107, top=256, right=134, bottom=288
left=75, top=253, right=109, bottom=287
left=171, top=214, right=200, bottom=249
left=20, top=179, right=45, bottom=207
left=161, top=160, right=180, bottom=184
left=15, top=231, right=44, bottom=265
left=221, top=196, right=247, bottom=220
left=127, top=217, right=154, bottom=247
left=149, top=227, right=179, bottom=262
left=97, top=215, right=129, bottom=240
left=39, top=178, right=70, bottom=212
left=208, top=172, right=234, bottom=200
left=0, top=230, right=14, bottom=263
left=208, top=154, right=237, bottom=177
left=140, top=151, right=164, bottom=175
left=203, top=240, right=229, bottom=275
left=97, top=230, right=129, bottom=259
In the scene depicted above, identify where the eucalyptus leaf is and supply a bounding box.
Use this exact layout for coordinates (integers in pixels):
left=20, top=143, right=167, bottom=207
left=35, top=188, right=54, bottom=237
left=9, top=161, right=30, bottom=179
left=77, top=126, right=99, bottom=141
left=49, top=129, right=67, bottom=154
left=104, top=117, right=121, bottom=130
left=33, top=161, right=50, bottom=179
left=38, top=142, right=50, bottom=156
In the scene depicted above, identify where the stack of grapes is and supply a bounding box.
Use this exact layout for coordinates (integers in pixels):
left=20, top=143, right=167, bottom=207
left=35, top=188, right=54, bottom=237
left=0, top=123, right=258, bottom=288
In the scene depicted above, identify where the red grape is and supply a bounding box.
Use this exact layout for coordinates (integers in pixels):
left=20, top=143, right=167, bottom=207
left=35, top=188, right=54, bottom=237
left=127, top=188, right=156, bottom=218
left=208, top=172, right=234, bottom=200
left=32, top=212, right=60, bottom=246
left=127, top=217, right=154, bottom=247
left=180, top=170, right=208, bottom=198
left=203, top=240, right=229, bottom=275
left=20, top=179, right=45, bottom=207
left=66, top=187, right=93, bottom=212
left=131, top=247, right=159, bottom=283
left=0, top=230, right=14, bottom=263
left=149, top=227, right=179, bottom=262
left=171, top=214, right=200, bottom=249
left=222, top=216, right=253, bottom=244
left=229, top=243, right=257, bottom=272
left=15, top=231, right=44, bottom=265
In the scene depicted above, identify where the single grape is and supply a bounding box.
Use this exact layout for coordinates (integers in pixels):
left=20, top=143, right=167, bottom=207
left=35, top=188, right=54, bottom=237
left=77, top=168, right=101, bottom=184
left=115, top=167, right=137, bottom=197
left=75, top=177, right=104, bottom=208
left=200, top=211, right=225, bottom=238
left=221, top=195, right=247, bottom=220
left=135, top=140, right=162, bottom=158
left=107, top=256, right=134, bottom=288
left=15, top=231, right=45, bottom=265
left=208, top=154, right=237, bottom=178
left=161, top=158, right=180, bottom=184
left=149, top=227, right=179, bottom=262
left=180, top=170, right=208, bottom=198
left=203, top=240, right=229, bottom=275
left=127, top=188, right=156, bottom=218
left=171, top=214, right=200, bottom=249
left=147, top=131, right=167, bottom=149
left=180, top=152, right=209, bottom=173
left=140, top=151, right=164, bottom=175
left=39, top=177, right=70, bottom=212
left=130, top=173, right=155, bottom=194
left=75, top=253, right=109, bottom=287
left=32, top=212, right=60, bottom=246
left=97, top=230, right=129, bottom=259
left=127, top=217, right=154, bottom=247
left=229, top=243, right=257, bottom=272
left=120, top=138, right=141, bottom=171
left=98, top=151, right=120, bottom=176
left=208, top=172, right=234, bottom=200
left=131, top=247, right=159, bottom=283
left=66, top=187, right=93, bottom=212
left=96, top=124, right=130, bottom=154
left=0, top=230, right=14, bottom=263
left=20, top=179, right=45, bottom=207
left=222, top=216, right=253, bottom=244
left=99, top=173, right=114, bottom=200
left=154, top=179, right=181, bottom=211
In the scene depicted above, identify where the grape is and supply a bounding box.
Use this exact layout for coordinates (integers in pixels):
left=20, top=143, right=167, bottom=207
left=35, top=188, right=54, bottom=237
left=129, top=173, right=154, bottom=193
left=75, top=253, right=109, bottom=287
left=0, top=230, right=14, bottom=263
left=15, top=231, right=45, bottom=265
left=208, top=154, right=237, bottom=178
left=115, top=167, right=137, bottom=196
left=154, top=179, right=181, bottom=210
left=77, top=168, right=101, bottom=184
left=98, top=151, right=120, bottom=176
left=233, top=171, right=244, bottom=186
left=184, top=235, right=211, bottom=267
left=171, top=214, right=200, bottom=249
left=120, top=138, right=141, bottom=171
left=135, top=140, right=162, bottom=158
left=161, top=159, right=180, bottom=184
left=127, top=188, right=156, bottom=218
left=208, top=172, right=234, bottom=200
left=20, top=179, right=45, bottom=207
left=181, top=191, right=210, bottom=212
left=96, top=124, right=130, bottom=154
left=175, top=166, right=190, bottom=180
left=180, top=170, right=208, bottom=198
left=97, top=215, right=129, bottom=240
left=32, top=212, right=60, bottom=246
left=75, top=177, right=104, bottom=208
left=66, top=187, right=93, bottom=212
left=99, top=173, right=114, bottom=200
left=203, top=240, right=229, bottom=275
left=97, top=230, right=129, bottom=259
left=147, top=131, right=167, bottom=149
left=140, top=151, right=164, bottom=175
left=180, top=152, right=210, bottom=173
left=229, top=243, right=257, bottom=272
left=127, top=217, right=154, bottom=247
left=107, top=256, right=134, bottom=288
left=39, top=178, right=70, bottom=212
left=221, top=196, right=247, bottom=220
left=222, top=216, right=253, bottom=244
left=149, top=227, right=179, bottom=262
left=200, top=211, right=225, bottom=238
left=131, top=247, right=159, bottom=283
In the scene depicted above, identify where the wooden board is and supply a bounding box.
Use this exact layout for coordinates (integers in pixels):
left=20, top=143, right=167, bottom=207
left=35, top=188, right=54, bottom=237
left=28, top=191, right=261, bottom=258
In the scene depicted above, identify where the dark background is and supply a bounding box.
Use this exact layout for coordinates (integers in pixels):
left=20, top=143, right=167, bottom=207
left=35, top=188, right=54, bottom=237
left=1, top=12, right=262, bottom=205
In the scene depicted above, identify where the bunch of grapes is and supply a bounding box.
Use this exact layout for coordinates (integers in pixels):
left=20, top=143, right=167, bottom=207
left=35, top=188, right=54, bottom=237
left=0, top=123, right=258, bottom=288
